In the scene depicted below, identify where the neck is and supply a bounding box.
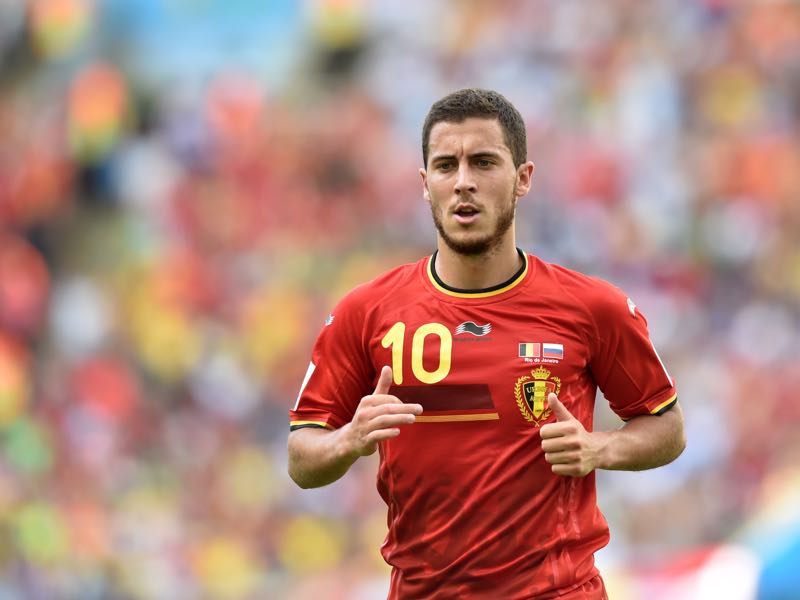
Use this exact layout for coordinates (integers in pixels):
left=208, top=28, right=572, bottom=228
left=434, top=239, right=522, bottom=290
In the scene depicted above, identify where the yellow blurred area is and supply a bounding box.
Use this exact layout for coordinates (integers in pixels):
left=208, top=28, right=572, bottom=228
left=329, top=251, right=411, bottom=303
left=0, top=335, right=28, bottom=427
left=357, top=509, right=392, bottom=572
left=126, top=279, right=203, bottom=381
left=217, top=444, right=278, bottom=514
left=238, top=286, right=312, bottom=373
left=13, top=503, right=69, bottom=564
left=278, top=516, right=347, bottom=574
left=29, top=0, right=92, bottom=59
left=700, top=65, right=763, bottom=131
left=192, top=537, right=261, bottom=600
left=311, top=0, right=367, bottom=48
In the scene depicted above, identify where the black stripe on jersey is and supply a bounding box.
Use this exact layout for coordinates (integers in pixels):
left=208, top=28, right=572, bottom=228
left=621, top=395, right=679, bottom=422
left=652, top=396, right=678, bottom=416
left=289, top=423, right=328, bottom=431
left=430, top=247, right=526, bottom=294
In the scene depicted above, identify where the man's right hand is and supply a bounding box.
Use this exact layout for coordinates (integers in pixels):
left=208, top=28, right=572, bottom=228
left=341, top=365, right=423, bottom=457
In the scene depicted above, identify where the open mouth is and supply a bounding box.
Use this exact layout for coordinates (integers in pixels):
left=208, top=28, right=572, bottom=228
left=453, top=205, right=480, bottom=224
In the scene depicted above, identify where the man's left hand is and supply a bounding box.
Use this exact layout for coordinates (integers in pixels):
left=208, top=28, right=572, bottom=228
left=540, top=393, right=607, bottom=477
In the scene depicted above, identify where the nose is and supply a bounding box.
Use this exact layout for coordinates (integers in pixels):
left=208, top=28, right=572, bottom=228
left=454, top=164, right=477, bottom=195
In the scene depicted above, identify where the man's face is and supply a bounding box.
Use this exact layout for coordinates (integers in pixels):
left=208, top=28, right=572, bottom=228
left=421, top=117, right=533, bottom=256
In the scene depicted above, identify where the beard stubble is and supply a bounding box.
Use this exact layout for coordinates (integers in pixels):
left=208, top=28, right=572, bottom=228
left=429, top=184, right=518, bottom=256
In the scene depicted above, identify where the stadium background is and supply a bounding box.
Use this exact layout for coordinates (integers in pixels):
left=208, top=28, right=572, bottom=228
left=1, top=0, right=799, bottom=598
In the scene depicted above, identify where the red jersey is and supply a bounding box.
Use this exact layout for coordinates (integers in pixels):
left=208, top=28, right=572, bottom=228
left=290, top=251, right=677, bottom=600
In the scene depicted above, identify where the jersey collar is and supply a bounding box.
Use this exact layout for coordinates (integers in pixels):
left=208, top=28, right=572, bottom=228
left=426, top=248, right=529, bottom=299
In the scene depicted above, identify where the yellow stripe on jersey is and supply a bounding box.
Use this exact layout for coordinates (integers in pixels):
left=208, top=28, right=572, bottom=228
left=427, top=255, right=528, bottom=298
left=289, top=420, right=335, bottom=430
left=651, top=394, right=678, bottom=415
left=416, top=413, right=500, bottom=423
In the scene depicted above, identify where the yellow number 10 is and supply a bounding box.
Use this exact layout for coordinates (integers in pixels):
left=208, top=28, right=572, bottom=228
left=381, top=322, right=452, bottom=385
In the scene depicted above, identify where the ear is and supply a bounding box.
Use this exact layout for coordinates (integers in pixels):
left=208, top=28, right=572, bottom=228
left=515, top=161, right=535, bottom=198
left=420, top=167, right=431, bottom=202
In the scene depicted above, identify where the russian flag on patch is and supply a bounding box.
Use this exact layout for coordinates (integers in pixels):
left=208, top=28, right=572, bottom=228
left=542, top=343, right=563, bottom=359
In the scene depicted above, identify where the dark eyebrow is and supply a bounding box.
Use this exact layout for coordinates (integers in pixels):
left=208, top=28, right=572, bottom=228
left=430, top=150, right=503, bottom=163
left=469, top=150, right=503, bottom=160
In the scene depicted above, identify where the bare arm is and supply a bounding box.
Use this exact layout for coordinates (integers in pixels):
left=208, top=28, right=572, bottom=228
left=595, top=401, right=685, bottom=471
left=287, top=426, right=361, bottom=489
left=540, top=393, right=686, bottom=477
left=288, top=366, right=422, bottom=489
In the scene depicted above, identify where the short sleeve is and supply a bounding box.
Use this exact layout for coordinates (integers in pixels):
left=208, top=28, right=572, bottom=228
left=289, top=291, right=375, bottom=431
left=587, top=284, right=677, bottom=421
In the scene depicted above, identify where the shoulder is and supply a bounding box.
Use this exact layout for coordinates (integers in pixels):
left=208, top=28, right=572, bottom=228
left=534, top=257, right=634, bottom=323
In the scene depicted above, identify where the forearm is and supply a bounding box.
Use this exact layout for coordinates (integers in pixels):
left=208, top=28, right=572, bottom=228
left=596, top=403, right=686, bottom=471
left=287, top=425, right=360, bottom=489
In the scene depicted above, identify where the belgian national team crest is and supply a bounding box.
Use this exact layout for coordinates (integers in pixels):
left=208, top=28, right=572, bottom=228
left=514, top=366, right=561, bottom=426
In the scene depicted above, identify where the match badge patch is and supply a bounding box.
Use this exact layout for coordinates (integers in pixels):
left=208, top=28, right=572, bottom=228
left=515, top=366, right=561, bottom=426
left=455, top=321, right=491, bottom=336
left=518, top=342, right=563, bottom=363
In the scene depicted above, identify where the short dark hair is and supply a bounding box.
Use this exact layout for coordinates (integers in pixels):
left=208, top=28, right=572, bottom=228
left=421, top=88, right=527, bottom=167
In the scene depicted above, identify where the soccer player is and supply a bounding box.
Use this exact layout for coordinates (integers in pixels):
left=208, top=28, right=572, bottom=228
left=287, top=88, right=686, bottom=599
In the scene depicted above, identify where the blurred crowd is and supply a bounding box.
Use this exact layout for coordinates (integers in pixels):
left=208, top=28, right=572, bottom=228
left=0, top=0, right=799, bottom=598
